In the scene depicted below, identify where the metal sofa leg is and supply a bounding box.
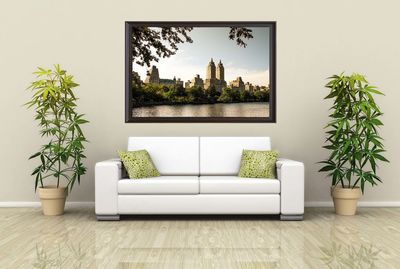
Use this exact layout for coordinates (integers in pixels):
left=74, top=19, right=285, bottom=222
left=280, top=214, right=303, bottom=221
left=96, top=214, right=120, bottom=221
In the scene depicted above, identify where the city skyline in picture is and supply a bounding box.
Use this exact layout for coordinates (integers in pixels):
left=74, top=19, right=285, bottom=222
left=125, top=22, right=276, bottom=122
left=133, top=27, right=270, bottom=87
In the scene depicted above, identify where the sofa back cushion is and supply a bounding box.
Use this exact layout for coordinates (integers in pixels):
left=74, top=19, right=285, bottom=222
left=127, top=137, right=199, bottom=175
left=199, top=137, right=271, bottom=175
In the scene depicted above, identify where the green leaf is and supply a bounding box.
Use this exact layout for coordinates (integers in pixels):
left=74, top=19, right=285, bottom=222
left=31, top=166, right=41, bottom=176
left=370, top=118, right=383, bottom=126
left=342, top=139, right=351, bottom=153
left=61, top=154, right=68, bottom=164
left=372, top=174, right=383, bottom=183
left=324, top=91, right=338, bottom=99
left=75, top=119, right=89, bottom=124
left=323, top=145, right=336, bottom=150
left=29, top=152, right=41, bottom=160
left=318, top=160, right=334, bottom=165
left=35, top=173, right=40, bottom=192
left=319, top=165, right=336, bottom=172
left=40, top=154, right=45, bottom=167
left=364, top=86, right=384, bottom=95
left=373, top=154, right=389, bottom=162
left=360, top=178, right=365, bottom=193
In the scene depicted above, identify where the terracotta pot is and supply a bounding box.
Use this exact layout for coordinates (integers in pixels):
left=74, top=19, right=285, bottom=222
left=331, top=186, right=361, bottom=216
left=38, top=186, right=68, bottom=216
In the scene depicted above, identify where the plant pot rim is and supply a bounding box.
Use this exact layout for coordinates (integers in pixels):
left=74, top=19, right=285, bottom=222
left=38, top=185, right=67, bottom=190
left=38, top=185, right=68, bottom=200
left=332, top=185, right=362, bottom=200
left=332, top=185, right=360, bottom=189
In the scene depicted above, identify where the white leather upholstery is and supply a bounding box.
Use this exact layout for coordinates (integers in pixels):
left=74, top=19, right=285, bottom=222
left=277, top=158, right=305, bottom=215
left=95, top=159, right=121, bottom=215
left=118, top=176, right=199, bottom=194
left=118, top=194, right=280, bottom=214
left=127, top=137, right=199, bottom=175
left=199, top=176, right=280, bottom=194
left=199, top=137, right=271, bottom=175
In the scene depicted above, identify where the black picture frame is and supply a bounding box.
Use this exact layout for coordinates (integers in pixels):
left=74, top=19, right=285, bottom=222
left=125, top=21, right=276, bottom=123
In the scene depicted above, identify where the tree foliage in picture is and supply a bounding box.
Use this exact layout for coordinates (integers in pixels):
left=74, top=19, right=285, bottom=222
left=132, top=83, right=269, bottom=106
left=319, top=73, right=388, bottom=193
left=26, top=65, right=88, bottom=191
left=130, top=26, right=254, bottom=67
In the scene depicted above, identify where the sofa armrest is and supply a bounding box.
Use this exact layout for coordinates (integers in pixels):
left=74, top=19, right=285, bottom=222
left=276, top=158, right=304, bottom=215
left=95, top=159, right=122, bottom=215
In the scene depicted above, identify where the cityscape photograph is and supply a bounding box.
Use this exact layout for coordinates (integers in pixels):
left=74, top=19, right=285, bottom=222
left=127, top=24, right=274, bottom=120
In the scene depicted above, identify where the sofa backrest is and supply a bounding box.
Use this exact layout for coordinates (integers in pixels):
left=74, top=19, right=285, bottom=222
left=127, top=137, right=199, bottom=175
left=199, top=137, right=271, bottom=175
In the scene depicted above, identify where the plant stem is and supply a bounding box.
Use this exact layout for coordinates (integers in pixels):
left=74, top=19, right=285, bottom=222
left=53, top=98, right=61, bottom=188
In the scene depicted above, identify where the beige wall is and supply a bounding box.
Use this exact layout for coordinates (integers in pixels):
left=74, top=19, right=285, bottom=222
left=0, top=0, right=399, bottom=204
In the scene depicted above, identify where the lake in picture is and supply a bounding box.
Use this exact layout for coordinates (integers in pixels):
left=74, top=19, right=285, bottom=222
left=132, top=102, right=269, bottom=117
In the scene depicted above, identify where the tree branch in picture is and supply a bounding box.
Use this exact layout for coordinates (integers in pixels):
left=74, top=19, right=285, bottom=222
left=131, top=26, right=254, bottom=67
left=131, top=27, right=194, bottom=67
left=228, top=27, right=254, bottom=48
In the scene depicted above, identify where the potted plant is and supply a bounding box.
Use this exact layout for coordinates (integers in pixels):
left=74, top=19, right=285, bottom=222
left=319, top=73, right=388, bottom=215
left=26, top=65, right=88, bottom=216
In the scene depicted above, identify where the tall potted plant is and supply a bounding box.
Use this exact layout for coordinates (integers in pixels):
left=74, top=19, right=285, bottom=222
left=319, top=73, right=388, bottom=215
left=26, top=65, right=88, bottom=216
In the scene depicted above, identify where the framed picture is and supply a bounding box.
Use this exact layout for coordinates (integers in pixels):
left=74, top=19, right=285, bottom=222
left=125, top=21, right=276, bottom=122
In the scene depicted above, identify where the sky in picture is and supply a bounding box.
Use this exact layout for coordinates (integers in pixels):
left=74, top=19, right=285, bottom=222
left=133, top=27, right=270, bottom=87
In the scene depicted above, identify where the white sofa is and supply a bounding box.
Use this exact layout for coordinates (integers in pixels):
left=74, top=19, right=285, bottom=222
left=95, top=137, right=304, bottom=221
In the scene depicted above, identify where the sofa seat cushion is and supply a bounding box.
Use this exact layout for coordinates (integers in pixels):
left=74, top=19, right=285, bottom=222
left=199, top=176, right=280, bottom=194
left=118, top=176, right=199, bottom=194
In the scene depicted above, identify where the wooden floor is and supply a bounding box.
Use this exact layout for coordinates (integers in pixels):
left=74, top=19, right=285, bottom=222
left=1, top=207, right=400, bottom=268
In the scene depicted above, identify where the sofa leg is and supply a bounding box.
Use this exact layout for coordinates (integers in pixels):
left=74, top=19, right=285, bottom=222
left=280, top=214, right=303, bottom=221
left=96, top=214, right=120, bottom=221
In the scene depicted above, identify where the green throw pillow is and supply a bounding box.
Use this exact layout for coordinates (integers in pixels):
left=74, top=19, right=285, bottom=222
left=238, top=150, right=278, bottom=179
left=118, top=150, right=160, bottom=179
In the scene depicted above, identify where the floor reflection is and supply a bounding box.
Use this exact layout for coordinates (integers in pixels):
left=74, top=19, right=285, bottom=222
left=0, top=207, right=399, bottom=268
left=33, top=242, right=88, bottom=269
left=318, top=242, right=380, bottom=269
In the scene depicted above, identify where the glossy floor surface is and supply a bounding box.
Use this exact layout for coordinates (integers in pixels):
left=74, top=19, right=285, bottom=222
left=1, top=207, right=399, bottom=268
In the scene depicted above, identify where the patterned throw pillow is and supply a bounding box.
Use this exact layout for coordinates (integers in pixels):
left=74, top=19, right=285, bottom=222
left=118, top=150, right=160, bottom=179
left=238, top=150, right=278, bottom=179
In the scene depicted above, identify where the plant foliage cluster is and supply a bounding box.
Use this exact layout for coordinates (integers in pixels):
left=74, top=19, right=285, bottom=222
left=26, top=65, right=88, bottom=191
left=132, top=83, right=269, bottom=107
left=319, top=73, right=388, bottom=193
